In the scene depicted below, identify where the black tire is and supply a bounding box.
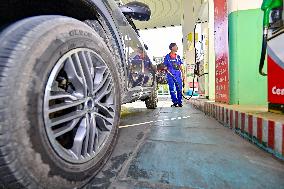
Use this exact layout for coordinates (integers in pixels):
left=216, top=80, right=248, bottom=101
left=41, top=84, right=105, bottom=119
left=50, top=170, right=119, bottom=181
left=0, top=16, right=121, bottom=189
left=145, top=89, right=158, bottom=109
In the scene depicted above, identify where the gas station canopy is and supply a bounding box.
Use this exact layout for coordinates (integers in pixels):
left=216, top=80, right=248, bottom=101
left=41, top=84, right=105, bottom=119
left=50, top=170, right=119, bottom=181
left=121, top=0, right=184, bottom=29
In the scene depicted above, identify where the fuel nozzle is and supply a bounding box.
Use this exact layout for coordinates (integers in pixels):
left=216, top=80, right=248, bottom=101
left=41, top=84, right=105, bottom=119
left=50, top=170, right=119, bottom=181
left=259, top=0, right=283, bottom=76
left=261, top=0, right=283, bottom=28
left=270, top=6, right=283, bottom=29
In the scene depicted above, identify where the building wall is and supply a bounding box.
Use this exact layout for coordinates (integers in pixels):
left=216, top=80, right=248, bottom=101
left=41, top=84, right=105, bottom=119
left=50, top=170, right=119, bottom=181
left=228, top=0, right=267, bottom=105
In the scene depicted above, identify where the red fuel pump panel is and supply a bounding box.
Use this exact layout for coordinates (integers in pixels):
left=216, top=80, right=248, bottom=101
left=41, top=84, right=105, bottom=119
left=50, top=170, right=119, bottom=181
left=267, top=32, right=284, bottom=105
left=267, top=56, right=284, bottom=104
left=214, top=0, right=230, bottom=103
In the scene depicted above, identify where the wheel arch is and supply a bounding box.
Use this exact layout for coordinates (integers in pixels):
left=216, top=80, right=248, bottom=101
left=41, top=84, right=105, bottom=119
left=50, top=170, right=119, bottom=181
left=0, top=0, right=124, bottom=62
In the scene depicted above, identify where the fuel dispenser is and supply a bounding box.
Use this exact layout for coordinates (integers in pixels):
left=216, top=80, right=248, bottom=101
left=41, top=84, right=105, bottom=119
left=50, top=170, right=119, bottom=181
left=193, top=24, right=209, bottom=99
left=260, top=0, right=284, bottom=114
left=196, top=34, right=209, bottom=99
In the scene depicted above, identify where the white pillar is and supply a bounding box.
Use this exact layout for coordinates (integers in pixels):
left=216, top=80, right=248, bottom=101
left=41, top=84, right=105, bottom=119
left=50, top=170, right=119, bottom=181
left=208, top=0, right=216, bottom=101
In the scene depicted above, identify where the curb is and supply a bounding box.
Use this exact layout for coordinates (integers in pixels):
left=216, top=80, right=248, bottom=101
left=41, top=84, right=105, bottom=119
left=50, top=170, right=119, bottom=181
left=190, top=100, right=284, bottom=161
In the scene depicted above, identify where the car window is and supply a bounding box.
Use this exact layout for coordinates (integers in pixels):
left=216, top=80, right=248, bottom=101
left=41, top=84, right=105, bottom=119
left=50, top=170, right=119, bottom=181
left=103, top=0, right=146, bottom=89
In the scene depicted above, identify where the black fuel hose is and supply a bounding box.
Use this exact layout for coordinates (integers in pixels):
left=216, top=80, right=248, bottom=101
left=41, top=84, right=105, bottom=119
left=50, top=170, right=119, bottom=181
left=259, top=29, right=268, bottom=76
left=166, top=70, right=209, bottom=101
left=198, top=73, right=209, bottom=77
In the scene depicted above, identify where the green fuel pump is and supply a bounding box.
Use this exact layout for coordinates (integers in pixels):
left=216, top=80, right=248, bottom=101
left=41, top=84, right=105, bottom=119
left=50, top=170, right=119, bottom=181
left=260, top=0, right=284, bottom=114
left=259, top=0, right=283, bottom=76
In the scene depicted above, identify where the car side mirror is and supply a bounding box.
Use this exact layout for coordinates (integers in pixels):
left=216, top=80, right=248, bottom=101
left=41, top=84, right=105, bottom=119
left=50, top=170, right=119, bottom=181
left=120, top=2, right=151, bottom=21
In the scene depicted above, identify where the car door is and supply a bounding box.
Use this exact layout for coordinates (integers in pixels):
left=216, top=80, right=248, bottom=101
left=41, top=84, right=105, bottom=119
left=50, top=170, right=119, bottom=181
left=103, top=0, right=145, bottom=91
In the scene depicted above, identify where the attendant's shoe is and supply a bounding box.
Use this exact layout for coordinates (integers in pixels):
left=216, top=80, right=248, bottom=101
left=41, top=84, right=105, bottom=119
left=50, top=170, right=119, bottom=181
left=171, top=103, right=178, bottom=107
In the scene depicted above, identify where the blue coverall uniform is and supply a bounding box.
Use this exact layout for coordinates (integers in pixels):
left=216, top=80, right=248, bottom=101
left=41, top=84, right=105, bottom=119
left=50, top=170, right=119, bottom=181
left=164, top=53, right=183, bottom=105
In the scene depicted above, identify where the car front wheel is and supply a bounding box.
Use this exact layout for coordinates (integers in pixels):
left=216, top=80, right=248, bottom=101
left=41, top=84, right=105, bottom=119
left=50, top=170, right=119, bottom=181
left=0, top=16, right=121, bottom=189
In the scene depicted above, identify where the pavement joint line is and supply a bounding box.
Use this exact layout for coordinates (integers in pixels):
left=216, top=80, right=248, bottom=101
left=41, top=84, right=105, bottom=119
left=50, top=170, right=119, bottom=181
left=113, top=177, right=195, bottom=189
left=115, top=112, right=193, bottom=181
left=115, top=118, right=154, bottom=181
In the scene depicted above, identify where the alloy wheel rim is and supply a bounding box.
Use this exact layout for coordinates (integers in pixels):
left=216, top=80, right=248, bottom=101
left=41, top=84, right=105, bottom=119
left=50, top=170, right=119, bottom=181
left=43, top=48, right=116, bottom=163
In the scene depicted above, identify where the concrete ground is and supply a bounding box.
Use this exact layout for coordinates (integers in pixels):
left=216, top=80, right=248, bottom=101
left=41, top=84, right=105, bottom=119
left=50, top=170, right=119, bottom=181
left=87, top=97, right=284, bottom=189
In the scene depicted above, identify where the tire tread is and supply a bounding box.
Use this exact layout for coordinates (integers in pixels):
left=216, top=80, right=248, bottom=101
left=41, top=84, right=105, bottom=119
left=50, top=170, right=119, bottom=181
left=0, top=16, right=64, bottom=189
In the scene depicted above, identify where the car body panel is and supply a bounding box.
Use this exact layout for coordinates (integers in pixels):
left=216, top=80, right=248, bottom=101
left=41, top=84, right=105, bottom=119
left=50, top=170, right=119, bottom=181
left=99, top=0, right=156, bottom=103
left=0, top=0, right=156, bottom=104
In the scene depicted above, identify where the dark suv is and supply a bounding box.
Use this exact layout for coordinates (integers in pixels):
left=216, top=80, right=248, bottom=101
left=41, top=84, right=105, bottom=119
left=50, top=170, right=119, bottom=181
left=0, top=1, right=157, bottom=188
